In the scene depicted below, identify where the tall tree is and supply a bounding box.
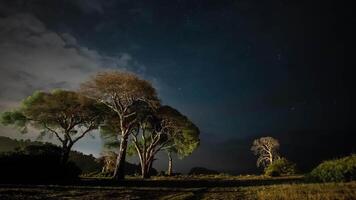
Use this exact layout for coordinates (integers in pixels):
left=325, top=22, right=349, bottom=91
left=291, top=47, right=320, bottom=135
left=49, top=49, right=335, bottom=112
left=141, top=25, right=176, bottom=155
left=0, top=90, right=104, bottom=163
left=80, top=71, right=159, bottom=180
left=129, top=105, right=200, bottom=178
left=164, top=119, right=200, bottom=176
left=251, top=136, right=280, bottom=168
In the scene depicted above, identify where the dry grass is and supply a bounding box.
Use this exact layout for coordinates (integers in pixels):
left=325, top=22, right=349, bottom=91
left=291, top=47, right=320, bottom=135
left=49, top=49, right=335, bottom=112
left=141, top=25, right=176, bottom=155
left=0, top=176, right=355, bottom=200
left=249, top=182, right=356, bottom=200
left=198, top=181, right=356, bottom=199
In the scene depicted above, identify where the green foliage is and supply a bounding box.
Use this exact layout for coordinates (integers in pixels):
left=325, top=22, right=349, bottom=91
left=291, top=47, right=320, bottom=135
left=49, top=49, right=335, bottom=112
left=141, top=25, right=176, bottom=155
left=157, top=106, right=200, bottom=159
left=264, top=158, right=297, bottom=177
left=2, top=90, right=105, bottom=133
left=308, top=154, right=356, bottom=182
left=1, top=90, right=107, bottom=153
left=173, top=122, right=200, bottom=158
left=0, top=111, right=28, bottom=133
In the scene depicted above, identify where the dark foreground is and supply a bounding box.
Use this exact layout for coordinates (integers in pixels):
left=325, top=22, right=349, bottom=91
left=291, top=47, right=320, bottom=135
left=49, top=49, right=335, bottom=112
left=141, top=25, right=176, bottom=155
left=0, top=176, right=355, bottom=200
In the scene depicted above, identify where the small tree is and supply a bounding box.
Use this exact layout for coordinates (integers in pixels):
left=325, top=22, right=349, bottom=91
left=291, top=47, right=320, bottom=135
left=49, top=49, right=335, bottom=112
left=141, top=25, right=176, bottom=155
left=80, top=71, right=159, bottom=180
left=99, top=151, right=118, bottom=175
left=0, top=90, right=104, bottom=163
left=251, top=136, right=280, bottom=168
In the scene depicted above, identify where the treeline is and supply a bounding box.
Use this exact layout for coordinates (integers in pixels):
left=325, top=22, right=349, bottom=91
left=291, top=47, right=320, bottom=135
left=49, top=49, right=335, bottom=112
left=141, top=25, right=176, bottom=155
left=0, top=141, right=151, bottom=183
left=0, top=71, right=200, bottom=181
left=0, top=136, right=100, bottom=174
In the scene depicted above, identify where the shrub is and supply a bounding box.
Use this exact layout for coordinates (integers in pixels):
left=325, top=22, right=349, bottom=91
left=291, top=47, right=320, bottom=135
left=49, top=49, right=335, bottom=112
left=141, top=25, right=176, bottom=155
left=308, top=154, right=356, bottom=182
left=265, top=158, right=297, bottom=177
left=0, top=144, right=81, bottom=183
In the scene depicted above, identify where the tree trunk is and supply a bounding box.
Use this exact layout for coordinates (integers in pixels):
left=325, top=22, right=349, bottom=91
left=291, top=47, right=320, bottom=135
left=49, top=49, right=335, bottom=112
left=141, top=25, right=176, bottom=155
left=113, top=136, right=128, bottom=180
left=61, top=142, right=73, bottom=164
left=61, top=148, right=70, bottom=164
left=141, top=156, right=154, bottom=179
left=141, top=162, right=150, bottom=179
left=167, top=152, right=173, bottom=176
left=268, top=151, right=273, bottom=165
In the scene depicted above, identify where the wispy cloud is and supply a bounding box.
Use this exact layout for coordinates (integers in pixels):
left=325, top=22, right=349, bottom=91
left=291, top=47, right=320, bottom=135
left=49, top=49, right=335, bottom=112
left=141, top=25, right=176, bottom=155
left=0, top=13, right=160, bottom=154
left=0, top=13, right=137, bottom=107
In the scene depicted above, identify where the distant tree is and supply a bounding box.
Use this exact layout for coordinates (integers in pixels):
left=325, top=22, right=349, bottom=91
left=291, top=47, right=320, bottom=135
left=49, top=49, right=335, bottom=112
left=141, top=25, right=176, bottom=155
left=251, top=136, right=280, bottom=168
left=80, top=71, right=159, bottom=180
left=0, top=90, right=104, bottom=163
left=99, top=151, right=118, bottom=174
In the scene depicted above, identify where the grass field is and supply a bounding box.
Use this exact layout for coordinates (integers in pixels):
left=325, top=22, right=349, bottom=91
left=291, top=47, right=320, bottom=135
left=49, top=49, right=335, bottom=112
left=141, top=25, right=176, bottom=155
left=0, top=176, right=355, bottom=200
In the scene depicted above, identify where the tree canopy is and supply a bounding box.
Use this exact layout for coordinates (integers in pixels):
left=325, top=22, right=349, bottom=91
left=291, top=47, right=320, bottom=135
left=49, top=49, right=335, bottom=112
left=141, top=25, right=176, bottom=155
left=0, top=89, right=105, bottom=163
left=80, top=71, right=160, bottom=180
left=251, top=136, right=280, bottom=168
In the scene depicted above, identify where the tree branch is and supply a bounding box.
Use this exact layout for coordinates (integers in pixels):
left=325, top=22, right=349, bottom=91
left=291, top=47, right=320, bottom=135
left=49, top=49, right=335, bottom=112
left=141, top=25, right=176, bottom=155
left=43, top=123, right=64, bottom=143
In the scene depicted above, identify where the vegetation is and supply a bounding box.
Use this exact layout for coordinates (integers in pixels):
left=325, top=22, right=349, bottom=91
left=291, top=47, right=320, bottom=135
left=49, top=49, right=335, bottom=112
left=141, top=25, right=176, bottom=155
left=0, top=176, right=354, bottom=199
left=0, top=71, right=355, bottom=199
left=160, top=106, right=200, bottom=176
left=242, top=181, right=356, bottom=200
left=0, top=136, right=101, bottom=174
left=189, top=167, right=219, bottom=175
left=264, top=157, right=297, bottom=177
left=0, top=144, right=81, bottom=183
left=80, top=71, right=199, bottom=179
left=251, top=137, right=280, bottom=168
left=0, top=90, right=105, bottom=163
left=80, top=71, right=160, bottom=180
left=127, top=105, right=200, bottom=178
left=308, top=154, right=356, bottom=182
left=1, top=71, right=200, bottom=181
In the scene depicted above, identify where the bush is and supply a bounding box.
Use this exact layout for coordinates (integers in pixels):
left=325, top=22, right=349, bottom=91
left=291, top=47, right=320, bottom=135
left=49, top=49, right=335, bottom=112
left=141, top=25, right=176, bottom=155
left=0, top=144, right=81, bottom=183
left=265, top=158, right=297, bottom=177
left=308, top=154, right=356, bottom=182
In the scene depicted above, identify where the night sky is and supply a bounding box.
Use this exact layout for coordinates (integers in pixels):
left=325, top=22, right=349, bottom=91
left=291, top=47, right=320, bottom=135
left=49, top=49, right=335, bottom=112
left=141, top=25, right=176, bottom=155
left=0, top=0, right=354, bottom=173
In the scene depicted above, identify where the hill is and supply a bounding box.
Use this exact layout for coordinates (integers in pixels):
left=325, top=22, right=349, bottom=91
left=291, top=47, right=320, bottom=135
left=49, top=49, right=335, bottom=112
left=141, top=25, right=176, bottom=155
left=0, top=136, right=101, bottom=173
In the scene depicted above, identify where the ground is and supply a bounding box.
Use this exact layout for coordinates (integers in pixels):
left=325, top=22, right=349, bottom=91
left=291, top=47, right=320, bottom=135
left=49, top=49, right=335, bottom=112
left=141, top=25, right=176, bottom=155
left=0, top=175, right=355, bottom=200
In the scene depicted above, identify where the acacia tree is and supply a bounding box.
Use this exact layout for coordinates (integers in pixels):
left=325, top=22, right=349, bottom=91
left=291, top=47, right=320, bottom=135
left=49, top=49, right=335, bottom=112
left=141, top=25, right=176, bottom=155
left=159, top=106, right=200, bottom=176
left=0, top=90, right=104, bottom=163
left=164, top=120, right=200, bottom=176
left=128, top=105, right=199, bottom=178
left=80, top=71, right=159, bottom=180
left=251, top=136, right=280, bottom=168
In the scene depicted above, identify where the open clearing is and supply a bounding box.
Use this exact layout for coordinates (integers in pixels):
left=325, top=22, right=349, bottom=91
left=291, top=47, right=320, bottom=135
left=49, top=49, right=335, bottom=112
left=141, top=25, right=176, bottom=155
left=0, top=176, right=355, bottom=200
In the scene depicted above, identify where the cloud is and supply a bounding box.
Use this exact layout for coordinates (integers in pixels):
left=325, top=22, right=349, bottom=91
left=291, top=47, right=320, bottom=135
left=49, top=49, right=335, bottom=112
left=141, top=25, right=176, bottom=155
left=0, top=13, right=136, bottom=107
left=0, top=13, right=160, bottom=157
